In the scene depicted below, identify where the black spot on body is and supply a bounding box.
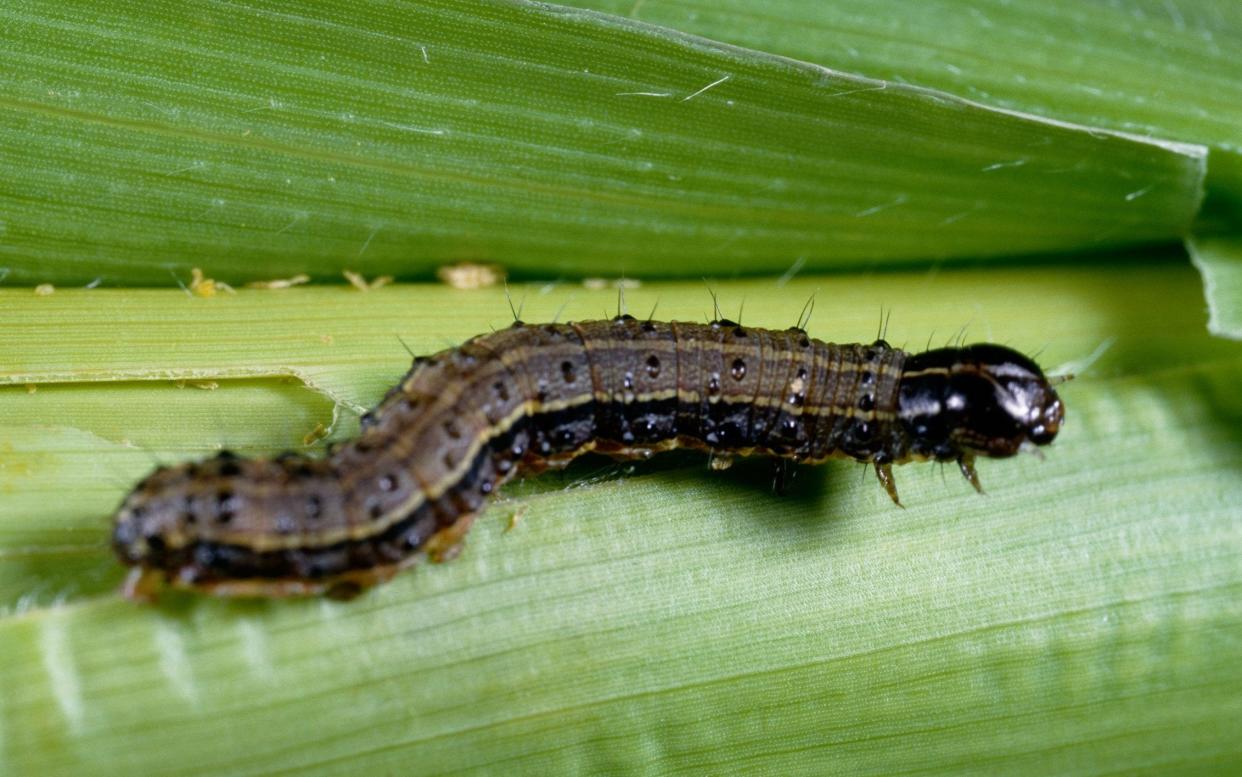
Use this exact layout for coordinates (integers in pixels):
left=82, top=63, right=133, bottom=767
left=645, top=354, right=661, bottom=378
left=716, top=421, right=744, bottom=447
left=216, top=490, right=236, bottom=524
left=193, top=544, right=216, bottom=568
left=844, top=420, right=873, bottom=452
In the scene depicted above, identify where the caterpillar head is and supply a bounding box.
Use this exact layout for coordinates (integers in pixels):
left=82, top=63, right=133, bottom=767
left=897, top=344, right=1064, bottom=460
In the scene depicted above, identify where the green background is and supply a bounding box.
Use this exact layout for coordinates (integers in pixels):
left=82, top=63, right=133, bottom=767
left=2, top=1, right=1240, bottom=774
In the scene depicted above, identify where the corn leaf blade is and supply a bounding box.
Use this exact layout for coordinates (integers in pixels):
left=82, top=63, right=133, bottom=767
left=0, top=0, right=1206, bottom=286
left=1188, top=233, right=1242, bottom=339
left=572, top=0, right=1242, bottom=200
left=2, top=261, right=1241, bottom=774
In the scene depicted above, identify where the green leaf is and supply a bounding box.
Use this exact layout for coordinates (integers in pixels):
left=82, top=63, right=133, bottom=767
left=565, top=0, right=1242, bottom=329
left=1188, top=233, right=1242, bottom=339
left=4, top=1, right=1241, bottom=773
left=572, top=0, right=1242, bottom=204
left=0, top=0, right=1205, bottom=286
left=3, top=260, right=1241, bottom=773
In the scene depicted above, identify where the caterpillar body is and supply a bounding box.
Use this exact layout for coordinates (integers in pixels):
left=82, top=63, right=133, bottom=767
left=111, top=317, right=1065, bottom=599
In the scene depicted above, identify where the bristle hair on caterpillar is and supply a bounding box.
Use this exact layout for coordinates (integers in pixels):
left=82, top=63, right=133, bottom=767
left=111, top=315, right=1065, bottom=600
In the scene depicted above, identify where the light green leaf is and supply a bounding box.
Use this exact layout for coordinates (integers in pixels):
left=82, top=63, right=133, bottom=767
left=1188, top=233, right=1242, bottom=339
left=3, top=261, right=1241, bottom=774
left=0, top=0, right=1205, bottom=286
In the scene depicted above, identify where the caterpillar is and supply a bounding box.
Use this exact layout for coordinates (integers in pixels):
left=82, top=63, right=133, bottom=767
left=111, top=316, right=1065, bottom=600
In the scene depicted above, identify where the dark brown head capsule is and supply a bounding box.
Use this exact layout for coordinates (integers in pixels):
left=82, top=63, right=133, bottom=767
left=897, top=344, right=1064, bottom=460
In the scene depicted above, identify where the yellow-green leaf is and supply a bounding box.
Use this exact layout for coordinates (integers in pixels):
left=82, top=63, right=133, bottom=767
left=3, top=260, right=1241, bottom=773
left=1188, top=233, right=1242, bottom=339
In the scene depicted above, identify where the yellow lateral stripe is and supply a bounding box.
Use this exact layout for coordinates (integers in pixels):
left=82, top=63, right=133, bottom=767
left=205, top=341, right=906, bottom=552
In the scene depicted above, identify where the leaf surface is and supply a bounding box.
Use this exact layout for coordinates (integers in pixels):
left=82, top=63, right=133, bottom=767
left=0, top=0, right=1206, bottom=285
left=2, top=262, right=1241, bottom=774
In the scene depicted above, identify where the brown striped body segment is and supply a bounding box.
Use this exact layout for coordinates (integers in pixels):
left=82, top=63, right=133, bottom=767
left=111, top=318, right=1064, bottom=599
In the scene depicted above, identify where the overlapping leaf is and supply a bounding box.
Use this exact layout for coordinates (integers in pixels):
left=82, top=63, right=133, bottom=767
left=0, top=0, right=1206, bottom=285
